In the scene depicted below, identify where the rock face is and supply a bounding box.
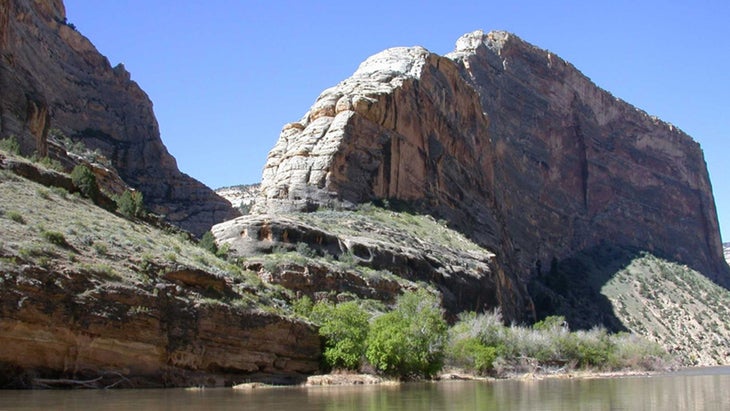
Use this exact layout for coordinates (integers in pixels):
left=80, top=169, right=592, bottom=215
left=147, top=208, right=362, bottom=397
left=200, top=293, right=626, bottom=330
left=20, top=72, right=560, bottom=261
left=214, top=210, right=531, bottom=320
left=216, top=183, right=260, bottom=213
left=0, top=264, right=320, bottom=388
left=0, top=161, right=320, bottom=388
left=725, top=243, right=730, bottom=265
left=253, top=30, right=729, bottom=299
left=0, top=0, right=238, bottom=236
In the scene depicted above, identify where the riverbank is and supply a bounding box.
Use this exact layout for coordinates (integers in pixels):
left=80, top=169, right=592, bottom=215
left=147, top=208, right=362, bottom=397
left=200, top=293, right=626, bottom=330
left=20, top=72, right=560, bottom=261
left=230, top=367, right=665, bottom=390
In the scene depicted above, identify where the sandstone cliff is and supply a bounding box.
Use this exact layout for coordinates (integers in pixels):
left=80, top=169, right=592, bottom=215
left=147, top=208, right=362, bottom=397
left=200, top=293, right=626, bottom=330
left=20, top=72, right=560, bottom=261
left=0, top=0, right=238, bottom=236
left=250, top=30, right=728, bottom=293
left=0, top=157, right=319, bottom=388
left=216, top=183, right=260, bottom=214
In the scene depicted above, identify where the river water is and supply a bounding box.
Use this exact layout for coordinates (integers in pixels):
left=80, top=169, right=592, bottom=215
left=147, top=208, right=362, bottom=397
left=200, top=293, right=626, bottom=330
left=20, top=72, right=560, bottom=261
left=1, top=367, right=729, bottom=410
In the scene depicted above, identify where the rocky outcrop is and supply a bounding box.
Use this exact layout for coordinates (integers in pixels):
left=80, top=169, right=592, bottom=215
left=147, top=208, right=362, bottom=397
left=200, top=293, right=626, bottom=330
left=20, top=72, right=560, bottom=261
left=251, top=29, right=729, bottom=310
left=0, top=0, right=238, bottom=235
left=0, top=264, right=320, bottom=388
left=216, top=183, right=260, bottom=213
left=725, top=243, right=730, bottom=265
left=214, top=211, right=530, bottom=320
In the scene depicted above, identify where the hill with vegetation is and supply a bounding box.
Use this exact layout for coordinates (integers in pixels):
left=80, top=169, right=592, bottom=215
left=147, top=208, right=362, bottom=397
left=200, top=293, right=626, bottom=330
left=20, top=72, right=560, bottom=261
left=0, top=149, right=319, bottom=388
left=0, top=147, right=693, bottom=387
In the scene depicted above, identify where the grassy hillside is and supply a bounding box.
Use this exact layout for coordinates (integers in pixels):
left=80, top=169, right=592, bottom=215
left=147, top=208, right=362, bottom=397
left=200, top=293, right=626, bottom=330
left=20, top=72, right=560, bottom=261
left=0, top=155, right=287, bottom=313
left=602, top=253, right=730, bottom=366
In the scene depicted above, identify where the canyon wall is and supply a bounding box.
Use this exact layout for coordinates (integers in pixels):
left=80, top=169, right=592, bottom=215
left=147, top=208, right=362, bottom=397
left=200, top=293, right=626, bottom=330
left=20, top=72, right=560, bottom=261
left=0, top=0, right=238, bottom=235
left=253, top=30, right=729, bottom=299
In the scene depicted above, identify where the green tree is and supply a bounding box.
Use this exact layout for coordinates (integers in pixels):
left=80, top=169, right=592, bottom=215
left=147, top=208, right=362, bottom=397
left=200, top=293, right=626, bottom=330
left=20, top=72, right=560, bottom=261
left=116, top=189, right=145, bottom=219
left=198, top=231, right=218, bottom=254
left=310, top=300, right=370, bottom=370
left=366, top=289, right=447, bottom=378
left=70, top=164, right=99, bottom=200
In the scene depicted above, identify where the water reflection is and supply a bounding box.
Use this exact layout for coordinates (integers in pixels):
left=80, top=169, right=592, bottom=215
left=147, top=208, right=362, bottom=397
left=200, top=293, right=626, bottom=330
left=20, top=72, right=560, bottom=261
left=1, top=367, right=729, bottom=410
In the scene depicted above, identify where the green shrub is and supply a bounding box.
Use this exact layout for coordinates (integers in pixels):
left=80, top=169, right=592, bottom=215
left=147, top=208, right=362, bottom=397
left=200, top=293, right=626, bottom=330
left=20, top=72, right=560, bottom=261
left=292, top=295, right=314, bottom=318
left=92, top=242, right=108, bottom=255
left=71, top=164, right=99, bottom=200
left=296, top=242, right=317, bottom=258
left=366, top=289, right=447, bottom=378
left=310, top=300, right=370, bottom=370
left=36, top=156, right=64, bottom=172
left=447, top=337, right=498, bottom=374
left=42, top=230, right=69, bottom=248
left=5, top=210, right=25, bottom=224
left=116, top=190, right=145, bottom=219
left=199, top=231, right=218, bottom=254
left=215, top=243, right=230, bottom=259
left=0, top=135, right=21, bottom=155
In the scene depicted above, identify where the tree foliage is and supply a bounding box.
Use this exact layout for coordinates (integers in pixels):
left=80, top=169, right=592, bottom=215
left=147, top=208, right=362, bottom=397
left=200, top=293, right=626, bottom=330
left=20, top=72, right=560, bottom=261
left=70, top=164, right=99, bottom=200
left=198, top=231, right=218, bottom=254
left=116, top=189, right=145, bottom=219
left=365, top=289, right=447, bottom=378
left=310, top=300, right=370, bottom=370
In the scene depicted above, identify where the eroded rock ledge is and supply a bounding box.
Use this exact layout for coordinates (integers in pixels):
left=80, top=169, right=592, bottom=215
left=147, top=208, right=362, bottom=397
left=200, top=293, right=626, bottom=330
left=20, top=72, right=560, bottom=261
left=0, top=262, right=320, bottom=388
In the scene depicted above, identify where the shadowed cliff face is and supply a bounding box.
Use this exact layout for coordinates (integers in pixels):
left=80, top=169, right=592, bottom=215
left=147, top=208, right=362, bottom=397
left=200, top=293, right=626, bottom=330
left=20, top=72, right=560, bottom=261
left=0, top=0, right=238, bottom=236
left=251, top=29, right=728, bottom=320
left=447, top=31, right=727, bottom=283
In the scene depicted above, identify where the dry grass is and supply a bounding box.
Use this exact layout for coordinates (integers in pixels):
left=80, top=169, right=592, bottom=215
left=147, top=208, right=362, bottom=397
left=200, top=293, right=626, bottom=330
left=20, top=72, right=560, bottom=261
left=0, top=159, right=287, bottom=312
left=601, top=253, right=730, bottom=366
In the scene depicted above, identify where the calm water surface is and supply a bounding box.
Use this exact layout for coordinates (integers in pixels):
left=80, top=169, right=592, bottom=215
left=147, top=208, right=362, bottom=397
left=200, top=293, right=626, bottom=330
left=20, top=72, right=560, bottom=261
left=2, top=367, right=729, bottom=411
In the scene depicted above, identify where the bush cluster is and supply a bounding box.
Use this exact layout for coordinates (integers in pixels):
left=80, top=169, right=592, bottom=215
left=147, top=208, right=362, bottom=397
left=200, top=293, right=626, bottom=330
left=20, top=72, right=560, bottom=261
left=70, top=164, right=99, bottom=200
left=116, top=189, right=145, bottom=219
left=299, top=289, right=448, bottom=379
left=446, top=311, right=668, bottom=375
left=0, top=135, right=21, bottom=155
left=301, top=294, right=669, bottom=380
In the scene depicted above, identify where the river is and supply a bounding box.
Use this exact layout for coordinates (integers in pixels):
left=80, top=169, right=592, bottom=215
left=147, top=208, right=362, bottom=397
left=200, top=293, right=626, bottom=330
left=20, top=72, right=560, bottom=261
left=1, top=367, right=729, bottom=410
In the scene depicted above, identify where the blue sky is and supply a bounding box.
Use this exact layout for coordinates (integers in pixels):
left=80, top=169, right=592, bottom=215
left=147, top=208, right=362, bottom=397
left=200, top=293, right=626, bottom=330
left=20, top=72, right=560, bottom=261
left=63, top=1, right=729, bottom=241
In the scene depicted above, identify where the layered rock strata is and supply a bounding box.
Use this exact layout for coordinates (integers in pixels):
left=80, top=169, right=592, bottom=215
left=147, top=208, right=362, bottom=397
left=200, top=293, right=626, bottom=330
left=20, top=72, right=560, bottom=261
left=214, top=211, right=531, bottom=320
left=0, top=263, right=320, bottom=388
left=250, top=30, right=728, bottom=300
left=0, top=0, right=238, bottom=235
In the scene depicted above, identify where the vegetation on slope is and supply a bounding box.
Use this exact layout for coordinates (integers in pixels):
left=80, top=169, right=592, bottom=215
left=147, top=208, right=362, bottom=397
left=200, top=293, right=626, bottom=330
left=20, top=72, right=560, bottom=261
left=602, top=253, right=730, bottom=366
left=0, top=149, right=289, bottom=314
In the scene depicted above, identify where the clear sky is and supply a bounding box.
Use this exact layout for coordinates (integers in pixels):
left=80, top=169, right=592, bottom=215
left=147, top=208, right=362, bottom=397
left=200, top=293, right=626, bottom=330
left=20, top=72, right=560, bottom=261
left=63, top=0, right=729, bottom=242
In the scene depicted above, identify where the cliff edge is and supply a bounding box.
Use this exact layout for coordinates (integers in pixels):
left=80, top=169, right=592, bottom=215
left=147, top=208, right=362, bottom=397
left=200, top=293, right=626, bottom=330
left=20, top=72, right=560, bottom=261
left=0, top=0, right=238, bottom=236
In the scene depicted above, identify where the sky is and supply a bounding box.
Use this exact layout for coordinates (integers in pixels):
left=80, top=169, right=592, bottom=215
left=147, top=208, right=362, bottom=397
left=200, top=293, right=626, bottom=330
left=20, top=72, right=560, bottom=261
left=63, top=1, right=729, bottom=241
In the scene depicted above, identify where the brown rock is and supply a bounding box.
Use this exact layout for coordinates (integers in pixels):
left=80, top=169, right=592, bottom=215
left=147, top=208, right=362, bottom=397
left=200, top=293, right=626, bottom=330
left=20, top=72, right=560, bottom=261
left=250, top=30, right=729, bottom=321
left=0, top=0, right=238, bottom=236
left=0, top=264, right=320, bottom=388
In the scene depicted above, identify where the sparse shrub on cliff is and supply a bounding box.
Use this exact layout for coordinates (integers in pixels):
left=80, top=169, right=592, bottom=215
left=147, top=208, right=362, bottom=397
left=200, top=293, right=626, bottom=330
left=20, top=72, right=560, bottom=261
left=296, top=242, right=317, bottom=258
left=310, top=300, right=370, bottom=370
left=42, top=229, right=69, bottom=248
left=0, top=135, right=21, bottom=155
left=4, top=210, right=26, bottom=224
left=71, top=164, right=99, bottom=200
left=32, top=156, right=64, bottom=172
left=199, top=231, right=218, bottom=254
left=366, top=289, right=448, bottom=378
left=116, top=189, right=145, bottom=219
